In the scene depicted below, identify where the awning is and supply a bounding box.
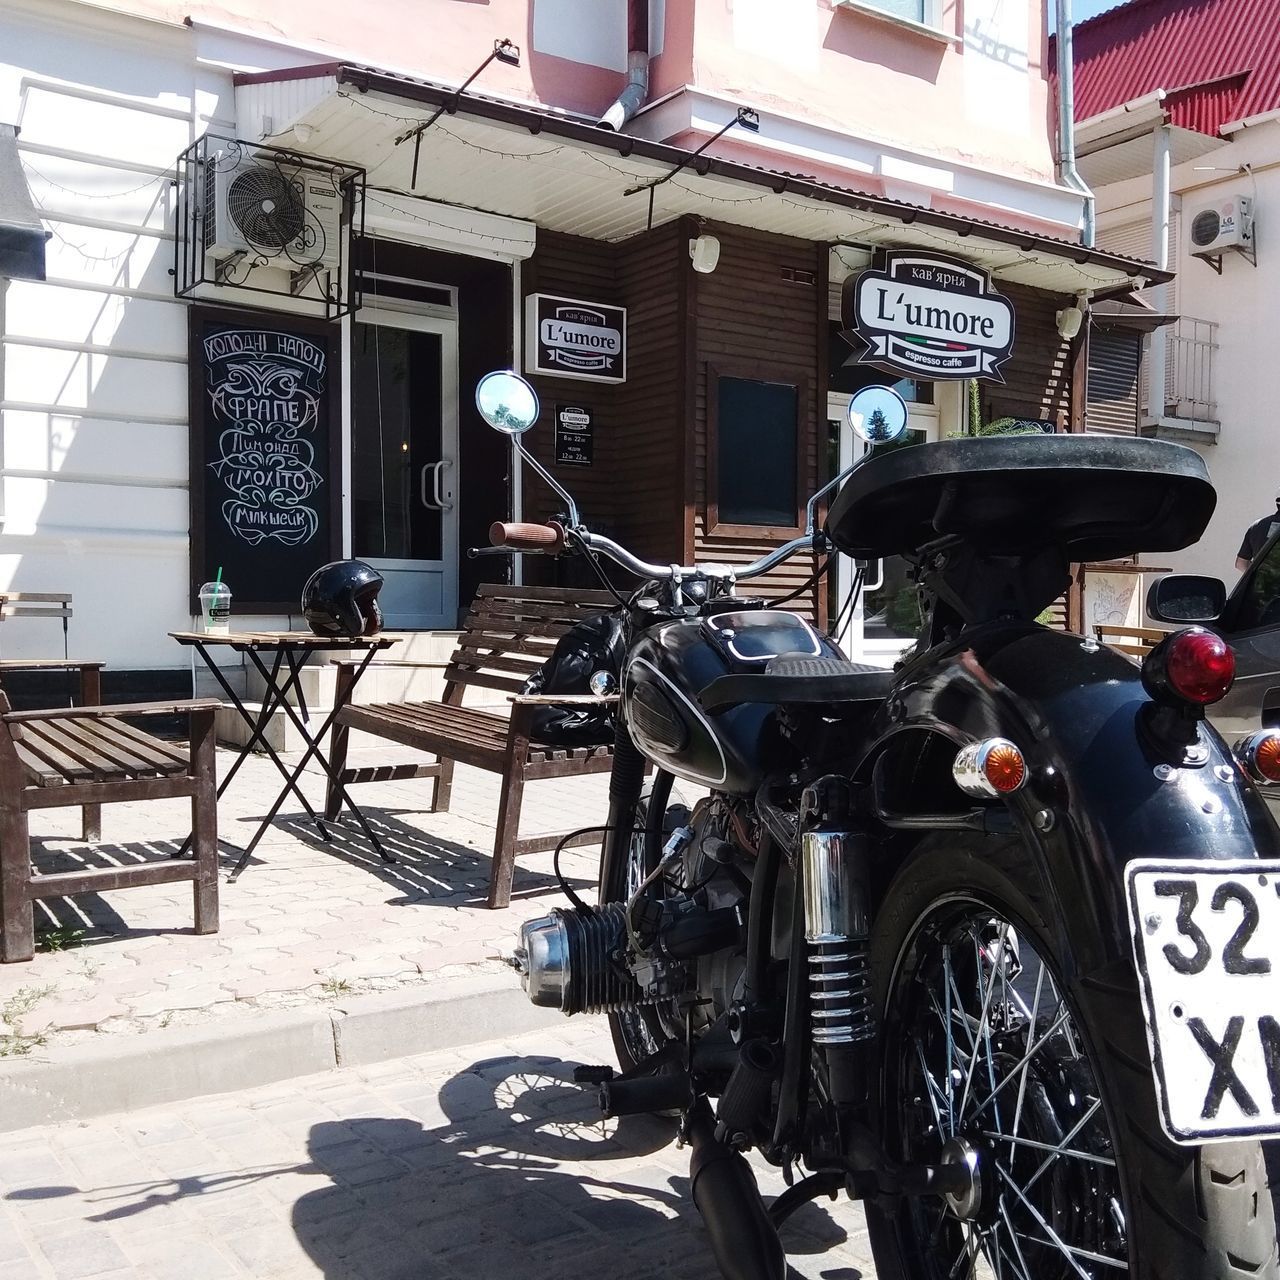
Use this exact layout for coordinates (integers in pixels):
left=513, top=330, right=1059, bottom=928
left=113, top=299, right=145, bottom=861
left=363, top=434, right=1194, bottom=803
left=1075, top=91, right=1223, bottom=187
left=234, top=65, right=1170, bottom=299
left=0, top=124, right=48, bottom=282
left=1091, top=296, right=1177, bottom=332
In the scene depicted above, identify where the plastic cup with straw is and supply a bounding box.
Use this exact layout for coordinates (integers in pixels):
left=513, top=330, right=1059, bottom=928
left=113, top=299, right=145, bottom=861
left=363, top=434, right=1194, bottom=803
left=198, top=568, right=231, bottom=635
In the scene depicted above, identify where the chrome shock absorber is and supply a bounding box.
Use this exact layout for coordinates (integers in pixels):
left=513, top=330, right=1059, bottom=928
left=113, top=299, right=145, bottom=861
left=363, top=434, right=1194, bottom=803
left=800, top=821, right=874, bottom=1047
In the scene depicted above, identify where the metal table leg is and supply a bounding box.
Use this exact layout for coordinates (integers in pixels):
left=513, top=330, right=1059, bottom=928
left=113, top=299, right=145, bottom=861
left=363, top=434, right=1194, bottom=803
left=174, top=644, right=328, bottom=859
left=228, top=645, right=391, bottom=878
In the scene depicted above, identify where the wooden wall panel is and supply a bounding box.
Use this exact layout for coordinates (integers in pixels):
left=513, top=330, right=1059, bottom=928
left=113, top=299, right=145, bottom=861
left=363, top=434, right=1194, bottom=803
left=615, top=224, right=685, bottom=566
left=693, top=225, right=824, bottom=620
left=522, top=231, right=622, bottom=537
left=981, top=284, right=1073, bottom=428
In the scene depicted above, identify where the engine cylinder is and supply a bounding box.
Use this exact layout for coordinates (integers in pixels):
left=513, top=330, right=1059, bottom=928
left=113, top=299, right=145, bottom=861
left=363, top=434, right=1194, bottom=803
left=800, top=827, right=875, bottom=1046
left=516, top=904, right=653, bottom=1014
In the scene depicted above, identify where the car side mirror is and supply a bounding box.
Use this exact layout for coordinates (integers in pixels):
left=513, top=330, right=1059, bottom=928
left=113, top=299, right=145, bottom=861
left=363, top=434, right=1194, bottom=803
left=1147, top=573, right=1227, bottom=625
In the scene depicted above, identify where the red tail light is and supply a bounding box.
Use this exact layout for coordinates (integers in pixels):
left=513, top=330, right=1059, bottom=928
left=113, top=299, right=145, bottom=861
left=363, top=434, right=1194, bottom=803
left=1142, top=627, right=1235, bottom=707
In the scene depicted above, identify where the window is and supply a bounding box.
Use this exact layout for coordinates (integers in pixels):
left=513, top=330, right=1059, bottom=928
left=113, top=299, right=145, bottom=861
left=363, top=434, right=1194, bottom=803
left=1237, top=532, right=1280, bottom=632
left=709, top=370, right=803, bottom=533
left=856, top=0, right=925, bottom=23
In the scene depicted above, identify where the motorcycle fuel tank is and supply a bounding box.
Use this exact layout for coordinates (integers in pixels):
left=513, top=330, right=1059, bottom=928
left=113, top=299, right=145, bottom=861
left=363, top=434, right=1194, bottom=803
left=622, top=609, right=842, bottom=794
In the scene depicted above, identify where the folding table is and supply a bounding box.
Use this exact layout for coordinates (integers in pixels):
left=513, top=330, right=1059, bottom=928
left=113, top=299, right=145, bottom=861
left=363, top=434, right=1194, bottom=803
left=171, top=630, right=398, bottom=878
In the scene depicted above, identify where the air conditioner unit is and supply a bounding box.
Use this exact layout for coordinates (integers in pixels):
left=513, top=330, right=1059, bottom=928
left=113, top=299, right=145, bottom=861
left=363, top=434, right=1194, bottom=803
left=1188, top=195, right=1253, bottom=258
left=202, top=151, right=344, bottom=271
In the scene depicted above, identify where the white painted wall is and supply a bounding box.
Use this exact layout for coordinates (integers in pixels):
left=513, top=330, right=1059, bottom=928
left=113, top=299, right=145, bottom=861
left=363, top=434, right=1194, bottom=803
left=0, top=0, right=300, bottom=671
left=1094, top=120, right=1280, bottom=592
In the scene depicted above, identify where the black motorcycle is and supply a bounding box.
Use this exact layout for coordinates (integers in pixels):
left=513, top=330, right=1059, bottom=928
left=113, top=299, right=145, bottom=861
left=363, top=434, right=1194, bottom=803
left=474, top=369, right=1280, bottom=1280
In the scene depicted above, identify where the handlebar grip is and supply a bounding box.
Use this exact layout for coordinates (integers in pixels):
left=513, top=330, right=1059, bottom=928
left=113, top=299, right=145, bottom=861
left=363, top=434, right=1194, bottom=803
left=488, top=520, right=566, bottom=553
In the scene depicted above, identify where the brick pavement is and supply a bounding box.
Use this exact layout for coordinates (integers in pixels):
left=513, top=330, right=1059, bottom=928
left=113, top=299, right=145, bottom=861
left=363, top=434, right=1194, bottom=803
left=0, top=1020, right=876, bottom=1280
left=0, top=746, right=616, bottom=1050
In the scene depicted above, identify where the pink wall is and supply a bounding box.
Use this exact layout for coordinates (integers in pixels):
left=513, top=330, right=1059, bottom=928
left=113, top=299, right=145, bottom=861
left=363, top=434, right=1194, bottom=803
left=100, top=0, right=1057, bottom=187
left=685, top=1, right=1056, bottom=183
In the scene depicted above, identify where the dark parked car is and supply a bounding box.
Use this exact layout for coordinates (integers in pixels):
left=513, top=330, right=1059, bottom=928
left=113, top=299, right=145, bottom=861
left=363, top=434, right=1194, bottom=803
left=1150, top=529, right=1280, bottom=748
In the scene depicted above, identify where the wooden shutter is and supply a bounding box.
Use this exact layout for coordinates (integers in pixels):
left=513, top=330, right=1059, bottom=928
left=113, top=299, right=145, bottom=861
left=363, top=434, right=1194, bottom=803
left=1086, top=329, right=1141, bottom=436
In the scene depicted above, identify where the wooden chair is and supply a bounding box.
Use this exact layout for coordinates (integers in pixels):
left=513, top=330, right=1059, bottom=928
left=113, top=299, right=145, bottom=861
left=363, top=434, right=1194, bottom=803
left=1093, top=623, right=1171, bottom=658
left=0, top=692, right=220, bottom=962
left=0, top=592, right=74, bottom=659
left=326, top=584, right=621, bottom=908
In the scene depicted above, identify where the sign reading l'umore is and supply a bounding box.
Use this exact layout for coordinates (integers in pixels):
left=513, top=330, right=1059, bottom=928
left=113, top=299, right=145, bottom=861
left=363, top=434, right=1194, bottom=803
left=554, top=403, right=594, bottom=465
left=842, top=252, right=1015, bottom=381
left=526, top=293, right=626, bottom=383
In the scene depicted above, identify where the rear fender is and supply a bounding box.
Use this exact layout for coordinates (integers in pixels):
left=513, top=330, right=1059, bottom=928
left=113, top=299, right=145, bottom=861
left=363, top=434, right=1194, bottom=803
left=862, top=624, right=1280, bottom=974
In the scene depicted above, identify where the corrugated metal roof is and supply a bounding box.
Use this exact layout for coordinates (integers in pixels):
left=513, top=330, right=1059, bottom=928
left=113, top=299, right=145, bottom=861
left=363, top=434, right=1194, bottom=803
left=1070, top=0, right=1280, bottom=132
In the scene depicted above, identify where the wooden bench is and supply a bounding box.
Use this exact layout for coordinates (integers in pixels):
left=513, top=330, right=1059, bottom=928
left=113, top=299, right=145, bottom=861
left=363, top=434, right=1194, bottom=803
left=326, top=584, right=620, bottom=909
left=0, top=693, right=220, bottom=962
left=1093, top=623, right=1171, bottom=657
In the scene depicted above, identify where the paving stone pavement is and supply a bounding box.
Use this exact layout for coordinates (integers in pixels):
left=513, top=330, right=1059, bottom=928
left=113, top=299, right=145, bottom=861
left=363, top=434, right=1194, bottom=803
left=0, top=1019, right=876, bottom=1280
left=0, top=746, right=618, bottom=1049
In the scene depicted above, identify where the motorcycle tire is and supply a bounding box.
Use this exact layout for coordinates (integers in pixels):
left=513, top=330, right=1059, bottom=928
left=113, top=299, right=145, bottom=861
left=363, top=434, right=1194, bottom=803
left=603, top=772, right=689, bottom=1075
left=864, top=833, right=1278, bottom=1280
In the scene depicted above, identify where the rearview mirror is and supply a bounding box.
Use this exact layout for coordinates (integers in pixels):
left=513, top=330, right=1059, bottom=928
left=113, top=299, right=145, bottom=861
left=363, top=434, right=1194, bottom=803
left=1147, top=573, right=1227, bottom=625
left=848, top=385, right=908, bottom=445
left=476, top=370, right=539, bottom=435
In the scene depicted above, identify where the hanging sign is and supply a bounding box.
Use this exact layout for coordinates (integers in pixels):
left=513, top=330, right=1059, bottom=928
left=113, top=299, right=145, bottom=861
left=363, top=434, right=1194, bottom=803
left=841, top=252, right=1015, bottom=382
left=554, top=403, right=594, bottom=465
left=525, top=293, right=626, bottom=383
left=189, top=307, right=341, bottom=613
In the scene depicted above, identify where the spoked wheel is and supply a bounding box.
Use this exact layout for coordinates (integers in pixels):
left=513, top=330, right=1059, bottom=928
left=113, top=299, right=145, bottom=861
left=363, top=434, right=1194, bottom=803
left=604, top=773, right=686, bottom=1073
left=868, top=837, right=1278, bottom=1280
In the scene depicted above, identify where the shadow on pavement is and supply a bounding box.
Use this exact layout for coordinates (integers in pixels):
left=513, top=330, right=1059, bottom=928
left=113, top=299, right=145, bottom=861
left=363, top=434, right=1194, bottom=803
left=275, top=808, right=595, bottom=905
left=290, top=1054, right=849, bottom=1280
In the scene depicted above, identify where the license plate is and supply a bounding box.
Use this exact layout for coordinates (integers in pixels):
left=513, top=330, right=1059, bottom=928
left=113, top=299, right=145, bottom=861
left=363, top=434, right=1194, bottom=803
left=1126, top=859, right=1280, bottom=1144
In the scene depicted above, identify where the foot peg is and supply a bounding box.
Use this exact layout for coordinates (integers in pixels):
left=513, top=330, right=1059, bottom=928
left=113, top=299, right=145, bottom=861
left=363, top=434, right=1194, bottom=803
left=598, top=1072, right=693, bottom=1118
left=573, top=1064, right=615, bottom=1085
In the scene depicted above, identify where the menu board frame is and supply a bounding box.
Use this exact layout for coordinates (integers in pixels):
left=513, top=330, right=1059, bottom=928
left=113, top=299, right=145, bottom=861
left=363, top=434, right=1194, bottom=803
left=188, top=304, right=342, bottom=614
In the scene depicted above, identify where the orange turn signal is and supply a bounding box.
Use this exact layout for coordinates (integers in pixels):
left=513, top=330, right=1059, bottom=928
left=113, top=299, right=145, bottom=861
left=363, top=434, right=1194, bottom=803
left=954, top=738, right=1028, bottom=800
left=1234, top=730, right=1280, bottom=785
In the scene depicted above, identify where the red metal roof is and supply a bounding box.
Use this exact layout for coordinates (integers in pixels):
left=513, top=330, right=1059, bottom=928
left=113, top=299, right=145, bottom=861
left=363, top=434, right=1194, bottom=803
left=1069, top=0, right=1280, bottom=132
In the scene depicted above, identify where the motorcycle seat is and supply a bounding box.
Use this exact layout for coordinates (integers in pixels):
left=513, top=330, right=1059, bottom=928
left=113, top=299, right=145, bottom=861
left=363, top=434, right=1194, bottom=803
left=699, top=656, right=894, bottom=713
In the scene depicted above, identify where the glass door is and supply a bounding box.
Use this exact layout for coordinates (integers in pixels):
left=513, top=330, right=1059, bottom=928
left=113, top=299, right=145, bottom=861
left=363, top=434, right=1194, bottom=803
left=351, top=308, right=458, bottom=629
left=828, top=389, right=940, bottom=665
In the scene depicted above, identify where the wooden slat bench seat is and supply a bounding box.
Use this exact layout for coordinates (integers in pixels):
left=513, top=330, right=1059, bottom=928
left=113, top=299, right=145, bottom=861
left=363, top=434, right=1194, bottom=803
left=0, top=659, right=105, bottom=839
left=0, top=694, right=220, bottom=962
left=326, top=583, right=620, bottom=908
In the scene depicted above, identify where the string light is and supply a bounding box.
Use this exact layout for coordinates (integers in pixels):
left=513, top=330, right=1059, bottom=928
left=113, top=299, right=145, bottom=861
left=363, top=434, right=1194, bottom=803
left=274, top=89, right=1137, bottom=291
left=21, top=161, right=166, bottom=202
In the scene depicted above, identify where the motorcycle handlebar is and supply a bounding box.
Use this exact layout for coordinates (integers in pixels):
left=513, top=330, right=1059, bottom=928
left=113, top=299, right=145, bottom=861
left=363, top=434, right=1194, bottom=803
left=488, top=520, right=567, bottom=553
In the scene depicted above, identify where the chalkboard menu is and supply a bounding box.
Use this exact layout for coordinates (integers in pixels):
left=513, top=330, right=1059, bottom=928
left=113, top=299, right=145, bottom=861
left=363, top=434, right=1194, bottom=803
left=189, top=306, right=341, bottom=613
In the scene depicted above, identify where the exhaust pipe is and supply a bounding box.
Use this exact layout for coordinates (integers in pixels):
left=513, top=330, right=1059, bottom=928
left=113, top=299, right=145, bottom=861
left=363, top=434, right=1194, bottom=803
left=688, top=1099, right=786, bottom=1280
left=598, top=0, right=649, bottom=131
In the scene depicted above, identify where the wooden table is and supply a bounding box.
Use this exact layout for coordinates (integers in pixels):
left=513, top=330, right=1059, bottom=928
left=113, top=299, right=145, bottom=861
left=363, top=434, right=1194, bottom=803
left=171, top=630, right=398, bottom=878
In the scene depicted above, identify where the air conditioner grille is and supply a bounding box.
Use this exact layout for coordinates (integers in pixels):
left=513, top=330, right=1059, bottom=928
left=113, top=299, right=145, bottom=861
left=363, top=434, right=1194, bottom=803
left=1191, top=210, right=1222, bottom=248
left=226, top=168, right=306, bottom=250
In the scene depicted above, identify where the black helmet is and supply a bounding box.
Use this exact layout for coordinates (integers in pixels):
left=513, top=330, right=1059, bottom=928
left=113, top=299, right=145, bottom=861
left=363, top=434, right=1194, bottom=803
left=301, top=560, right=384, bottom=639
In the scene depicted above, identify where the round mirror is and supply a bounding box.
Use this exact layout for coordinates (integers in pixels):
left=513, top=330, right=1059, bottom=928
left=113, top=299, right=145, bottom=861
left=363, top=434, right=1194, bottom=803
left=476, top=370, right=540, bottom=435
left=847, top=385, right=908, bottom=444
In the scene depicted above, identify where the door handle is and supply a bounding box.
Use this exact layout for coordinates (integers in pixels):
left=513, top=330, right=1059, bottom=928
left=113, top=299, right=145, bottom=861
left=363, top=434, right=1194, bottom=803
left=421, top=460, right=454, bottom=511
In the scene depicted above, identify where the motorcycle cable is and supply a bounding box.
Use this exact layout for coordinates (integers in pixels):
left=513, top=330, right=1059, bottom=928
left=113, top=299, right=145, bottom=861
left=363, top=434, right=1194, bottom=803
left=552, top=823, right=645, bottom=913
left=771, top=552, right=834, bottom=607
left=564, top=526, right=632, bottom=608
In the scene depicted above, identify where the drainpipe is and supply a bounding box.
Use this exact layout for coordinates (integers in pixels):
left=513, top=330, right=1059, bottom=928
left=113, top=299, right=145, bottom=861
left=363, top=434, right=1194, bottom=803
left=598, top=0, right=649, bottom=131
left=1147, top=123, right=1171, bottom=423
left=1054, top=0, right=1096, bottom=246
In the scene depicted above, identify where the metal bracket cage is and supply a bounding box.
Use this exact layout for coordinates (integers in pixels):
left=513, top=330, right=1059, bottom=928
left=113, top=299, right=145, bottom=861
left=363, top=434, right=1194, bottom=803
left=174, top=132, right=365, bottom=321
